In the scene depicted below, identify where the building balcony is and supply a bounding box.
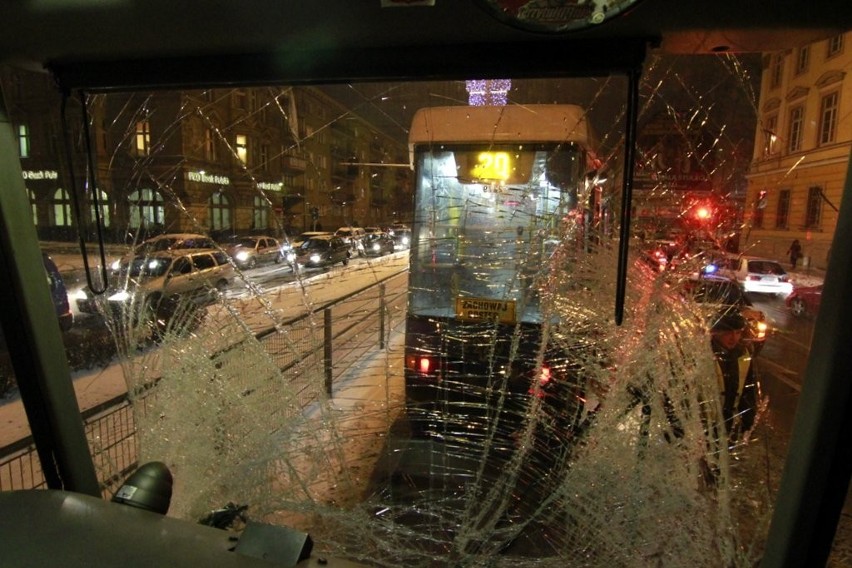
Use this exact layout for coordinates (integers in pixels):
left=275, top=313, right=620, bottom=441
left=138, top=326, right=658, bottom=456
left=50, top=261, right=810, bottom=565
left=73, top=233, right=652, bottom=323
left=281, top=155, right=307, bottom=172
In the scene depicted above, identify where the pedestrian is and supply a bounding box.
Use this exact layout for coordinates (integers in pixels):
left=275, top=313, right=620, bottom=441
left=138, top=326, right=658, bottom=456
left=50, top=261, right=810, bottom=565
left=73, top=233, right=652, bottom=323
left=787, top=238, right=802, bottom=270
left=710, top=312, right=758, bottom=444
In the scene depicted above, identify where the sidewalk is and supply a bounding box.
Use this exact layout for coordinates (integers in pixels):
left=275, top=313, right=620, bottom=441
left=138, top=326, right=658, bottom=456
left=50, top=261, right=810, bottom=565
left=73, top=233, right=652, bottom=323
left=0, top=359, right=131, bottom=448
left=786, top=265, right=825, bottom=288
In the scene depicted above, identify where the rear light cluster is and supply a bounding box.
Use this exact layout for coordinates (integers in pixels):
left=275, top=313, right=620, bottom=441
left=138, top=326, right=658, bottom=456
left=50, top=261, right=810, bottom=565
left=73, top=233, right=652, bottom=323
left=752, top=320, right=769, bottom=341
left=406, top=354, right=436, bottom=375
left=537, top=365, right=552, bottom=386
left=528, top=364, right=554, bottom=398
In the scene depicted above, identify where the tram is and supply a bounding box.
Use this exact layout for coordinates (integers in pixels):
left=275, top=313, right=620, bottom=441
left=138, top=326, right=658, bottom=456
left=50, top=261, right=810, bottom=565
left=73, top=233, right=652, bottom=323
left=403, top=104, right=603, bottom=444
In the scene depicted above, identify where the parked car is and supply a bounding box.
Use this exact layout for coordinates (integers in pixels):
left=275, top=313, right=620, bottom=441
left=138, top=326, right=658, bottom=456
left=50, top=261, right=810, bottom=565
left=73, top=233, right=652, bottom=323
left=224, top=236, right=282, bottom=269
left=682, top=275, right=769, bottom=350
left=43, top=253, right=73, bottom=332
left=392, top=228, right=411, bottom=250
left=280, top=231, right=331, bottom=255
left=112, top=233, right=217, bottom=271
left=362, top=232, right=395, bottom=257
left=786, top=284, right=823, bottom=317
left=293, top=235, right=351, bottom=269
left=711, top=254, right=794, bottom=297
left=639, top=239, right=678, bottom=272
left=334, top=226, right=366, bottom=256
left=78, top=249, right=233, bottom=318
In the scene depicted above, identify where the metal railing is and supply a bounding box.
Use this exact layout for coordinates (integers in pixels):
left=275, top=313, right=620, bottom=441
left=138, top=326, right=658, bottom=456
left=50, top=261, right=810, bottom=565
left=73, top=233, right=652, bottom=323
left=0, top=269, right=408, bottom=495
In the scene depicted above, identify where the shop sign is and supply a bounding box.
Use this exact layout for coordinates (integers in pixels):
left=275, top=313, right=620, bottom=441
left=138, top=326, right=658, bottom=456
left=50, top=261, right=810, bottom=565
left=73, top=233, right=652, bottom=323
left=257, top=182, right=283, bottom=191
left=187, top=171, right=230, bottom=185
left=22, top=170, right=58, bottom=180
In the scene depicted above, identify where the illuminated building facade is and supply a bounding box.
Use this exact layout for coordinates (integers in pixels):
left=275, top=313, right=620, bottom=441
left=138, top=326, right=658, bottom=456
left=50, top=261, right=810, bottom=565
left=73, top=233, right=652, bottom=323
left=745, top=31, right=851, bottom=270
left=1, top=66, right=410, bottom=243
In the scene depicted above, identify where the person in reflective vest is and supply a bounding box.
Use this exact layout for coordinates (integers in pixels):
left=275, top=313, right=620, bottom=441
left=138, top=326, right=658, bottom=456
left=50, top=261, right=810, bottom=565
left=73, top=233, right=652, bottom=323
left=710, top=312, right=758, bottom=443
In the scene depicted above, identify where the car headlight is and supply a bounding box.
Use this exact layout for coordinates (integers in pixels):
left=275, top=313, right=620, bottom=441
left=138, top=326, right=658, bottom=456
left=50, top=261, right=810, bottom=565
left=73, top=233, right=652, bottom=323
left=73, top=288, right=91, bottom=301
left=309, top=253, right=321, bottom=263
left=108, top=290, right=131, bottom=303
left=372, top=243, right=381, bottom=251
left=286, top=252, right=296, bottom=262
left=236, top=251, right=249, bottom=262
left=110, top=259, right=121, bottom=271
left=754, top=320, right=769, bottom=341
left=401, top=236, right=410, bottom=246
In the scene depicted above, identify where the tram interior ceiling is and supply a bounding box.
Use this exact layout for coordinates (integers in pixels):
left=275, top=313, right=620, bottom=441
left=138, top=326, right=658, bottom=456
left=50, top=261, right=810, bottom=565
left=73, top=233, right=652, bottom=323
left=1, top=1, right=852, bottom=567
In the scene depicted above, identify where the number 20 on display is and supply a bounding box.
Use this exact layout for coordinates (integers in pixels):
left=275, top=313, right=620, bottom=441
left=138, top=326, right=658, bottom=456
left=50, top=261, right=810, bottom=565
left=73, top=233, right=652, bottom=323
left=472, top=152, right=511, bottom=181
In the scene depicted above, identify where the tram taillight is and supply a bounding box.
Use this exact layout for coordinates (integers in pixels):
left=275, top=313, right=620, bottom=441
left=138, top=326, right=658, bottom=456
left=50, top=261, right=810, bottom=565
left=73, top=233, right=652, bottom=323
left=406, top=354, right=435, bottom=375
left=528, top=365, right=554, bottom=398
left=538, top=365, right=552, bottom=386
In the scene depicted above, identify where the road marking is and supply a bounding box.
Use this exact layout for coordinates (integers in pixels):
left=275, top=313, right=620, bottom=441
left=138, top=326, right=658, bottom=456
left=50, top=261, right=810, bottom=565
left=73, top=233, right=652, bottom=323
left=757, top=358, right=801, bottom=392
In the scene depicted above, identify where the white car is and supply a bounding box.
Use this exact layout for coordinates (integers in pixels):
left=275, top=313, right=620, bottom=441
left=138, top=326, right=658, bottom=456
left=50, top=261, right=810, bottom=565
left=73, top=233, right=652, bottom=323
left=79, top=249, right=234, bottom=317
left=111, top=233, right=217, bottom=272
left=712, top=254, right=794, bottom=297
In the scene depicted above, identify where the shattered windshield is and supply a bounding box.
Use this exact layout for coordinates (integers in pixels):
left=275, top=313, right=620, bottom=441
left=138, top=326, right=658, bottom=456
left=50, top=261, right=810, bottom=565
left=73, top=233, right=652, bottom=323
left=2, top=41, right=850, bottom=566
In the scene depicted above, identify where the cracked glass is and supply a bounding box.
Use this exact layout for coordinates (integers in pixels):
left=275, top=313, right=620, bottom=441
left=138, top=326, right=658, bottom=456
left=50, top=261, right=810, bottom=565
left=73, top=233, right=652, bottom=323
left=2, top=47, right=847, bottom=565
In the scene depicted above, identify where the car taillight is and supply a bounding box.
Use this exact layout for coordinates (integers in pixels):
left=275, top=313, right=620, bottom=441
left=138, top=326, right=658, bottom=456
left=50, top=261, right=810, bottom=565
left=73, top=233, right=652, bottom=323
left=754, top=321, right=768, bottom=341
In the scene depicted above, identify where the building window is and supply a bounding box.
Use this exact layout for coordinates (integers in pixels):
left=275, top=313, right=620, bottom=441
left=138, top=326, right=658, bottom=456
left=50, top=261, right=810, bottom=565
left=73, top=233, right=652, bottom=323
left=209, top=192, right=231, bottom=231
left=770, top=53, right=784, bottom=89
left=29, top=188, right=37, bottom=226
left=253, top=195, right=269, bottom=230
left=97, top=119, right=108, bottom=154
left=827, top=34, right=844, bottom=59
left=805, top=186, right=822, bottom=229
left=17, top=124, right=30, bottom=158
left=787, top=106, right=804, bottom=153
left=818, top=91, right=839, bottom=145
left=128, top=188, right=165, bottom=228
left=89, top=188, right=111, bottom=228
left=260, top=144, right=270, bottom=172
left=53, top=188, right=72, bottom=226
left=762, top=114, right=778, bottom=156
left=235, top=89, right=247, bottom=110
left=776, top=189, right=790, bottom=229
left=795, top=45, right=810, bottom=75
left=205, top=128, right=218, bottom=161
left=236, top=134, right=248, bottom=164
left=134, top=120, right=151, bottom=156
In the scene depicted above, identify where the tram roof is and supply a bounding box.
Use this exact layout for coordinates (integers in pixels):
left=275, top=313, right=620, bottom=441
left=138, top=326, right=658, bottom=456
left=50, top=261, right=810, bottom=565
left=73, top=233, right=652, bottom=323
left=408, top=105, right=590, bottom=148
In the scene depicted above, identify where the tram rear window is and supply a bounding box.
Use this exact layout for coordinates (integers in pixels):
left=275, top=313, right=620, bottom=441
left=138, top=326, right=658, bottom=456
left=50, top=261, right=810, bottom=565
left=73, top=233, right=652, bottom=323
left=409, top=144, right=584, bottom=323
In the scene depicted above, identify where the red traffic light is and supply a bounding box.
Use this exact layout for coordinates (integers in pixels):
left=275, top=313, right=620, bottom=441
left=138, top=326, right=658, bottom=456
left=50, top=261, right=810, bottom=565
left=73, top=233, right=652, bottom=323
left=694, top=205, right=712, bottom=220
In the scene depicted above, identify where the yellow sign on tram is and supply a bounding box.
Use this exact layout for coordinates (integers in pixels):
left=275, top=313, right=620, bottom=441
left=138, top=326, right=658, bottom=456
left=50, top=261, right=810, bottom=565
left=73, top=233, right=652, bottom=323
left=455, top=297, right=517, bottom=324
